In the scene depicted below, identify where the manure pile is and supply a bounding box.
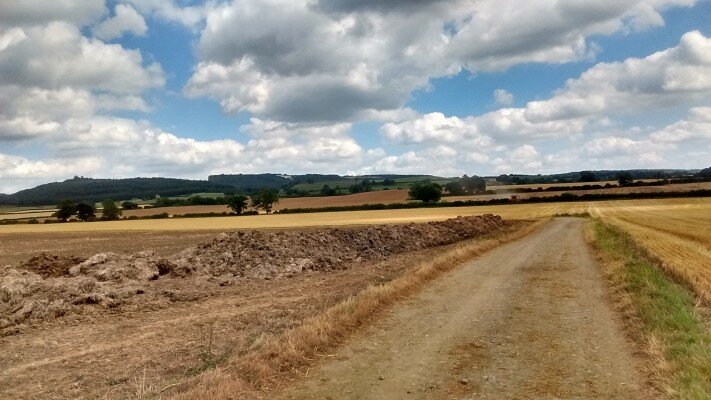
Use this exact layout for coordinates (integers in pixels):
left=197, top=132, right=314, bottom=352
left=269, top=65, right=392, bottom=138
left=1, top=215, right=508, bottom=334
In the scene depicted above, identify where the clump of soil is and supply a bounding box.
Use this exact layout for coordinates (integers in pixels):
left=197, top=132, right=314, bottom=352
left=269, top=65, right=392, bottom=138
left=0, top=215, right=508, bottom=335
left=18, top=253, right=86, bottom=278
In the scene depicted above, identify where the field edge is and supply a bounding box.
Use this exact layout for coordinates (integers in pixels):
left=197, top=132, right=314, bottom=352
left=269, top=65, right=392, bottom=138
left=587, top=219, right=711, bottom=399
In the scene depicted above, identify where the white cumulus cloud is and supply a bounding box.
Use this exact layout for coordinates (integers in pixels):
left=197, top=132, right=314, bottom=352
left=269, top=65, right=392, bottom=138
left=186, top=0, right=698, bottom=123
left=93, top=4, right=148, bottom=40
left=494, top=89, right=514, bottom=106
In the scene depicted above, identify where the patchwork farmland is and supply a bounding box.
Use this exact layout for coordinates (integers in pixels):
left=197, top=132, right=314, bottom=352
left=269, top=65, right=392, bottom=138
left=1, top=196, right=709, bottom=399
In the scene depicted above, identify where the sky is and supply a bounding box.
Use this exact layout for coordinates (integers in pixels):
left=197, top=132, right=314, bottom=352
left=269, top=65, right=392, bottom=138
left=0, top=0, right=710, bottom=193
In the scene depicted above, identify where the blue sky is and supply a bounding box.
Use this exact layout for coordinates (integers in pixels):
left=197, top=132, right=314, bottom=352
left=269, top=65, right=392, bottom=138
left=0, top=0, right=710, bottom=192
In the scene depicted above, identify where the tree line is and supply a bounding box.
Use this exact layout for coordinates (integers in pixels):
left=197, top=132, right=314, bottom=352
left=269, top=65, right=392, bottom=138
left=55, top=199, right=123, bottom=222
left=52, top=189, right=281, bottom=222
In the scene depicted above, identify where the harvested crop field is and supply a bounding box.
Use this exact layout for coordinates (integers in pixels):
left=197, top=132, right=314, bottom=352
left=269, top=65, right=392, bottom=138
left=0, top=230, right=222, bottom=267
left=0, top=215, right=520, bottom=398
left=591, top=200, right=711, bottom=304
left=1, top=182, right=706, bottom=222
left=447, top=181, right=711, bottom=201
left=0, top=197, right=706, bottom=234
left=0, top=210, right=60, bottom=221
left=116, top=189, right=410, bottom=218
left=118, top=190, right=411, bottom=216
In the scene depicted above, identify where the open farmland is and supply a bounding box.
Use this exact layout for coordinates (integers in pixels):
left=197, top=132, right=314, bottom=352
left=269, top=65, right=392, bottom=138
left=119, top=189, right=412, bottom=218
left=591, top=199, right=711, bottom=303
left=0, top=197, right=707, bottom=234
left=1, top=197, right=709, bottom=398
left=0, top=190, right=415, bottom=221
left=486, top=179, right=646, bottom=191
left=1, top=181, right=708, bottom=222
left=447, top=180, right=711, bottom=200
left=0, top=210, right=58, bottom=221
left=0, top=231, right=222, bottom=267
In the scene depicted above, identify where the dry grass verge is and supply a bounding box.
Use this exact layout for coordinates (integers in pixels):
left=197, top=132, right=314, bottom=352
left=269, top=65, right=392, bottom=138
left=171, top=219, right=548, bottom=399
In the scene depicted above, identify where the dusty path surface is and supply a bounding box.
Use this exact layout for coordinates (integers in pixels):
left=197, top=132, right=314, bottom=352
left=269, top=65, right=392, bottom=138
left=279, top=218, right=649, bottom=399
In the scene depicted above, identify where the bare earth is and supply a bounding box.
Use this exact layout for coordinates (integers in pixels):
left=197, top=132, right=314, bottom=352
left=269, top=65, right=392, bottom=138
left=0, top=230, right=221, bottom=266
left=279, top=218, right=650, bottom=400
left=0, top=248, right=449, bottom=399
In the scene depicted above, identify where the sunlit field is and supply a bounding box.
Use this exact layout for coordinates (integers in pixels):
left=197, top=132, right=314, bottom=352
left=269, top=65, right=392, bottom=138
left=0, top=197, right=704, bottom=233
left=590, top=199, right=711, bottom=303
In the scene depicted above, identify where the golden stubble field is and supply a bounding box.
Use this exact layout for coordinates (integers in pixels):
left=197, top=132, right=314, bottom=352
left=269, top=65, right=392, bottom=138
left=0, top=197, right=706, bottom=233
left=0, top=199, right=584, bottom=234
left=590, top=199, right=711, bottom=303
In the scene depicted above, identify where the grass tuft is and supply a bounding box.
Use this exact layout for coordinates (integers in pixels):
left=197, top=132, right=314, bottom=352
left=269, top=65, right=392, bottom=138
left=591, top=219, right=711, bottom=399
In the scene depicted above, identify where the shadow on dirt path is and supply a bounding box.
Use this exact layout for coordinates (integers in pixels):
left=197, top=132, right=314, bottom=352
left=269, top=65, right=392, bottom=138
left=279, top=218, right=650, bottom=400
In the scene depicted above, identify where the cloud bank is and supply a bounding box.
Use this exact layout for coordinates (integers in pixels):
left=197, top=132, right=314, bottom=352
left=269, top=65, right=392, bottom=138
left=0, top=0, right=709, bottom=193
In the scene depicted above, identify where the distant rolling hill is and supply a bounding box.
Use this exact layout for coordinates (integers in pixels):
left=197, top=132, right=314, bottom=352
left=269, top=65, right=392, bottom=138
left=0, top=177, right=234, bottom=206
left=0, top=174, right=440, bottom=206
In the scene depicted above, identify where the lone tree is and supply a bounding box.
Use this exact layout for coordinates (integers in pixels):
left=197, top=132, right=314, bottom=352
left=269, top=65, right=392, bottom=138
left=101, top=199, right=122, bottom=220
left=55, top=200, right=77, bottom=221
left=461, top=175, right=486, bottom=193
left=76, top=202, right=96, bottom=221
left=227, top=194, right=249, bottom=215
left=617, top=171, right=634, bottom=186
left=409, top=182, right=443, bottom=203
left=444, top=180, right=466, bottom=195
left=251, top=189, right=280, bottom=213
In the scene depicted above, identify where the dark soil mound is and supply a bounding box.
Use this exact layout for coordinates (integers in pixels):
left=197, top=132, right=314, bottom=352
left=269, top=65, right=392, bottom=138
left=18, top=253, right=87, bottom=278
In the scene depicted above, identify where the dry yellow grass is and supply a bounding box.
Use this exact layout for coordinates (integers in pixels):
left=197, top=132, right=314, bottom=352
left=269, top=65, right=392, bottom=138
left=590, top=199, right=711, bottom=303
left=0, top=210, right=56, bottom=220
left=171, top=219, right=548, bottom=400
